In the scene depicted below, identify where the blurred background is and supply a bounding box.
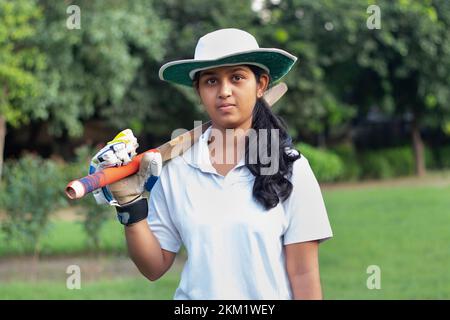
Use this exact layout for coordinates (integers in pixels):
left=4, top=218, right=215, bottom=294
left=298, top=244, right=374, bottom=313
left=0, top=0, right=449, bottom=299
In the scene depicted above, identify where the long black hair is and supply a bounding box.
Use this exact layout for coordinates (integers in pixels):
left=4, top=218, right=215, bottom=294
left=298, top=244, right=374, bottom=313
left=194, top=65, right=300, bottom=210
left=245, top=65, right=300, bottom=210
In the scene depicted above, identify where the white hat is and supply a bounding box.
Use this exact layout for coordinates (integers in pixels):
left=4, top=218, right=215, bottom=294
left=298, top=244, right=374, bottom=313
left=159, top=28, right=297, bottom=87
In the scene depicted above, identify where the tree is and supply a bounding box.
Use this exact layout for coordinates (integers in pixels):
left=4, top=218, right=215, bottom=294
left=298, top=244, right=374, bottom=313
left=0, top=0, right=45, bottom=180
left=255, top=0, right=358, bottom=146
left=342, top=0, right=450, bottom=176
left=30, top=0, right=171, bottom=140
left=261, top=0, right=450, bottom=176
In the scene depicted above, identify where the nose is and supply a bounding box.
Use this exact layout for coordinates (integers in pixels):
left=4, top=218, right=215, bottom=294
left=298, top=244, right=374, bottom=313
left=218, top=80, right=232, bottom=99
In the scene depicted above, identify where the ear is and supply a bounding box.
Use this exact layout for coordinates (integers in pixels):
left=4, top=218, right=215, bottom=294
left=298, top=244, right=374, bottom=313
left=256, top=74, right=270, bottom=98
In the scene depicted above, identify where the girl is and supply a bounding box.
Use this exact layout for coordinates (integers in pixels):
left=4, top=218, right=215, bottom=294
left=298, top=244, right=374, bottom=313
left=91, top=28, right=333, bottom=300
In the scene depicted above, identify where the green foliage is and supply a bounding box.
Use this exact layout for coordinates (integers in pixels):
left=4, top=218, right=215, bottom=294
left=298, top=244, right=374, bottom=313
left=260, top=0, right=450, bottom=174
left=323, top=144, right=450, bottom=181
left=439, top=146, right=450, bottom=168
left=258, top=0, right=360, bottom=140
left=0, top=154, right=66, bottom=256
left=0, top=0, right=45, bottom=126
left=331, top=144, right=361, bottom=181
left=358, top=151, right=394, bottom=179
left=296, top=143, right=344, bottom=182
left=0, top=145, right=119, bottom=256
left=30, top=0, right=171, bottom=137
left=425, top=146, right=437, bottom=169
left=2, top=0, right=450, bottom=182
left=426, top=145, right=450, bottom=169
left=358, top=147, right=415, bottom=179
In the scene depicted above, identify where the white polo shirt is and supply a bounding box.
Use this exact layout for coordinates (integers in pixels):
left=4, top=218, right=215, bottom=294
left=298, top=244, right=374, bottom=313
left=147, top=125, right=333, bottom=300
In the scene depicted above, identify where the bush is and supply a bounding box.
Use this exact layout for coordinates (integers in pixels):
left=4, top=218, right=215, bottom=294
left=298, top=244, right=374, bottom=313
left=0, top=146, right=120, bottom=257
left=358, top=152, right=394, bottom=179
left=291, top=142, right=447, bottom=183
left=439, top=145, right=450, bottom=168
left=381, top=147, right=415, bottom=176
left=425, top=146, right=437, bottom=169
left=0, top=154, right=67, bottom=257
left=432, top=144, right=450, bottom=169
left=330, top=144, right=361, bottom=181
left=358, top=146, right=414, bottom=179
left=295, top=143, right=344, bottom=182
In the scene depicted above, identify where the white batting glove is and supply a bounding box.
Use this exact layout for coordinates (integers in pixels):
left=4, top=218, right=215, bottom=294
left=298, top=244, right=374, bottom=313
left=89, top=129, right=162, bottom=206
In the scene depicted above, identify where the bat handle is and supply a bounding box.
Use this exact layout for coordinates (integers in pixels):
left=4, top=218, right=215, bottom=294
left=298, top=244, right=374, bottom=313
left=65, top=180, right=86, bottom=200
left=65, top=170, right=108, bottom=200
left=65, top=151, right=148, bottom=200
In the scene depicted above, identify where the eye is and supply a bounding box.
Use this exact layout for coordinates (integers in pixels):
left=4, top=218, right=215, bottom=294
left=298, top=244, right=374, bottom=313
left=232, top=74, right=244, bottom=82
left=205, top=78, right=217, bottom=85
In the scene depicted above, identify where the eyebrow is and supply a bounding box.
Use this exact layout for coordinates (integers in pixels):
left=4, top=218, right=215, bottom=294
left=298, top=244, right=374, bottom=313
left=199, top=67, right=249, bottom=78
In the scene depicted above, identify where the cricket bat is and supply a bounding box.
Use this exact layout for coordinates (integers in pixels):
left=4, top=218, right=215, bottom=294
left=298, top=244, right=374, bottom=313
left=65, top=82, right=288, bottom=200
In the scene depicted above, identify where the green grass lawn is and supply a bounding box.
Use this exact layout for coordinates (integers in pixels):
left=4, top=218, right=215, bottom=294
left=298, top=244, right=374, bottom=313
left=1, top=181, right=449, bottom=299
left=320, top=183, right=450, bottom=299
left=0, top=275, right=180, bottom=299
left=0, top=218, right=126, bottom=257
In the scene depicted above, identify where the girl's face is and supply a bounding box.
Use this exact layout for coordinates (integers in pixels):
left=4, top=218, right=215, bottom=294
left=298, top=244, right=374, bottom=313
left=195, top=65, right=269, bottom=131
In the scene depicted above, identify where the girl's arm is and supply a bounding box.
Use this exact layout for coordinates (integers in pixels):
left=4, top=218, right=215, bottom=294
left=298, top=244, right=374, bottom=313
left=125, top=220, right=176, bottom=281
left=285, top=240, right=323, bottom=300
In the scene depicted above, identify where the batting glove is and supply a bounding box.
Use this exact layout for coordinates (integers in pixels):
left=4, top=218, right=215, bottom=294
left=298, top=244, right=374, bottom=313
left=89, top=129, right=162, bottom=206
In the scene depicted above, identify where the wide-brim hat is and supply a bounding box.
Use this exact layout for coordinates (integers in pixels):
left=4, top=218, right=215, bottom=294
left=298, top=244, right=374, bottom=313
left=159, top=28, right=297, bottom=87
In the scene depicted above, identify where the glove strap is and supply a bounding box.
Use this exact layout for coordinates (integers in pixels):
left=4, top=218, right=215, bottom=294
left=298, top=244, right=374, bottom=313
left=115, top=198, right=148, bottom=226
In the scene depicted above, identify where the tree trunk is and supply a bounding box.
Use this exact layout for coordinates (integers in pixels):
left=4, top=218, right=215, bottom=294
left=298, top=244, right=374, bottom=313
left=411, top=115, right=426, bottom=177
left=0, top=115, right=5, bottom=182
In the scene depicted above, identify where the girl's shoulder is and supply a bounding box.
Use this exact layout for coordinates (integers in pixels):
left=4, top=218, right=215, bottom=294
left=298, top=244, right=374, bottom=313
left=288, top=152, right=313, bottom=182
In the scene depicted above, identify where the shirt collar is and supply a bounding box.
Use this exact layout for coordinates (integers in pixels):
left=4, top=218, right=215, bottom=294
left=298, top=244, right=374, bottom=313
left=182, top=125, right=247, bottom=174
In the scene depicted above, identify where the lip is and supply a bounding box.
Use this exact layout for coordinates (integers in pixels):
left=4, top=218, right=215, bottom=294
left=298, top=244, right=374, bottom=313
left=217, top=103, right=236, bottom=110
